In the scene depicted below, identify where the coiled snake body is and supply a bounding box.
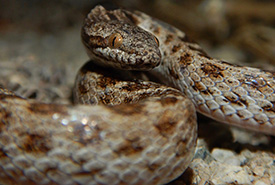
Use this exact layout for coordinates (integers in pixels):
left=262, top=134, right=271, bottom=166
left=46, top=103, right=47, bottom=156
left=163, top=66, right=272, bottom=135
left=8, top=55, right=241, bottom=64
left=0, top=5, right=274, bottom=185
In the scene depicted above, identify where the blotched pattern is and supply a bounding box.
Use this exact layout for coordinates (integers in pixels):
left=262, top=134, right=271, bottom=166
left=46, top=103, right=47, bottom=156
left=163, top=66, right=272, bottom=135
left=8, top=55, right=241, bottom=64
left=0, top=81, right=197, bottom=185
left=0, top=4, right=274, bottom=185
left=130, top=7, right=275, bottom=134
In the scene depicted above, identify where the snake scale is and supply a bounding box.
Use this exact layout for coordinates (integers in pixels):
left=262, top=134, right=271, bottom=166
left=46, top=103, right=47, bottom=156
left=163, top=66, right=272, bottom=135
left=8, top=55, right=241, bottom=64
left=0, top=5, right=274, bottom=185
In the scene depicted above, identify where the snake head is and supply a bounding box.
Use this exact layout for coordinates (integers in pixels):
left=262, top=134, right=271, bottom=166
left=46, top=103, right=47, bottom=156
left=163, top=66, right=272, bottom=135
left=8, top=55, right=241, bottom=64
left=81, top=5, right=161, bottom=71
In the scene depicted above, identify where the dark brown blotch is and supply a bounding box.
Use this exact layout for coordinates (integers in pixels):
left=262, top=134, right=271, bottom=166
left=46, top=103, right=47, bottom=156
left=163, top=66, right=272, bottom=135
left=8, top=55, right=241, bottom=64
left=201, top=90, right=210, bottom=96
left=73, top=170, right=103, bottom=178
left=231, top=101, right=245, bottom=107
left=147, top=162, right=161, bottom=171
left=201, top=63, right=224, bottom=78
left=121, top=82, right=152, bottom=92
left=238, top=97, right=249, bottom=107
left=97, top=76, right=118, bottom=89
left=100, top=95, right=112, bottom=105
left=165, top=34, right=173, bottom=44
left=253, top=118, right=265, bottom=125
left=111, top=103, right=144, bottom=115
left=191, top=85, right=198, bottom=92
left=172, top=44, right=181, bottom=53
left=21, top=133, right=51, bottom=153
left=115, top=139, right=144, bottom=156
left=155, top=111, right=178, bottom=136
left=175, top=139, right=188, bottom=157
left=160, top=97, right=178, bottom=105
left=78, top=83, right=89, bottom=94
left=88, top=36, right=107, bottom=48
left=124, top=97, right=133, bottom=104
left=0, top=109, right=12, bottom=121
left=152, top=26, right=160, bottom=35
left=28, top=103, right=67, bottom=115
left=194, top=82, right=206, bottom=92
left=179, top=52, right=193, bottom=66
left=236, top=112, right=246, bottom=119
left=221, top=97, right=229, bottom=104
left=224, top=95, right=238, bottom=102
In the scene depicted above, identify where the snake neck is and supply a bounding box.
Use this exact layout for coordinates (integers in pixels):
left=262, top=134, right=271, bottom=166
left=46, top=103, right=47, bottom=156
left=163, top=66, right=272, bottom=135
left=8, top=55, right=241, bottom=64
left=133, top=10, right=275, bottom=135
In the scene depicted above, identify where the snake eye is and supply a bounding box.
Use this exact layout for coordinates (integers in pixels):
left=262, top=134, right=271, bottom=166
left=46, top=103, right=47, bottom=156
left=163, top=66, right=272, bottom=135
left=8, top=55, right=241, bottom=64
left=154, top=36, right=159, bottom=46
left=108, top=33, right=123, bottom=48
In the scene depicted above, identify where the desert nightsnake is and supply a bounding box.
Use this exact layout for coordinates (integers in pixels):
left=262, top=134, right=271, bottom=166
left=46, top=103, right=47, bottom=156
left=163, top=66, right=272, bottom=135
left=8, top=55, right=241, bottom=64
left=0, top=5, right=274, bottom=185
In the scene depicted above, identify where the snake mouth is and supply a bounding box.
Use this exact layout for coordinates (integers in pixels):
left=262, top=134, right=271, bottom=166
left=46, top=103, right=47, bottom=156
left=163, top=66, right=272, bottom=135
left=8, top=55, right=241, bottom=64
left=84, top=46, right=161, bottom=71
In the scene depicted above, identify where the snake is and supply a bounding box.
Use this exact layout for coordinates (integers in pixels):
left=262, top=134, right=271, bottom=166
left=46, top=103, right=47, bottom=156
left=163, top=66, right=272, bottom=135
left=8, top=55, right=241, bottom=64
left=0, top=5, right=274, bottom=185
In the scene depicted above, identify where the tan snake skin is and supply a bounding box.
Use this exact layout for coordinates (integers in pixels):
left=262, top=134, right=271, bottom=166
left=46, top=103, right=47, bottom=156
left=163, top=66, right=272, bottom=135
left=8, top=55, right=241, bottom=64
left=0, top=5, right=274, bottom=185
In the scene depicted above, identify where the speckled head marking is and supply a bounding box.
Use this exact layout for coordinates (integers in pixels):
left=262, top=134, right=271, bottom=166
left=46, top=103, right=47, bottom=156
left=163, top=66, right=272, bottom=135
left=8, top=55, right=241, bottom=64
left=82, top=5, right=161, bottom=70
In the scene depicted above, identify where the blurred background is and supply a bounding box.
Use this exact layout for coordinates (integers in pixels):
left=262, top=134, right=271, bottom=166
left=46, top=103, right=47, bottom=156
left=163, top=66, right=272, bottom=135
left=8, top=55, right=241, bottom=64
left=1, top=0, right=274, bottom=65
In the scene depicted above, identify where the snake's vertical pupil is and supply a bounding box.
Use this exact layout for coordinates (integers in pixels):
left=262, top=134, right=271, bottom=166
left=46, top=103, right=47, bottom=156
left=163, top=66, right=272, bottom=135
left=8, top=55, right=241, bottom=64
left=112, top=36, right=117, bottom=46
left=154, top=36, right=159, bottom=46
left=108, top=33, right=123, bottom=48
